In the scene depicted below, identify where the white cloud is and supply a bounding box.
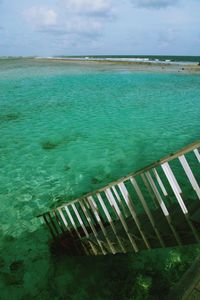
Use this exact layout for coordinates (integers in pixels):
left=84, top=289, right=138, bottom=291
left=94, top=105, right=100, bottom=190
left=65, top=18, right=103, bottom=34
left=23, top=0, right=115, bottom=50
left=39, top=17, right=103, bottom=37
left=24, top=7, right=57, bottom=27
left=131, top=0, right=179, bottom=9
left=64, top=0, right=112, bottom=15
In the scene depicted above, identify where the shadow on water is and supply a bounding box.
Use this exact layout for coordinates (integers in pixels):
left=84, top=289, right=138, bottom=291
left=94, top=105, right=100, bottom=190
left=1, top=220, right=199, bottom=300
left=0, top=113, right=21, bottom=123
left=41, top=132, right=87, bottom=151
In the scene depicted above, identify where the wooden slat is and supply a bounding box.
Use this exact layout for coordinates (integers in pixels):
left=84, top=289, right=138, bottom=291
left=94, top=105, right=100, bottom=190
left=53, top=210, right=65, bottom=233
left=194, top=148, right=200, bottom=163
left=153, top=168, right=168, bottom=196
left=87, top=196, right=116, bottom=254
left=111, top=186, right=129, bottom=217
left=179, top=155, right=200, bottom=200
left=43, top=214, right=57, bottom=239
left=161, top=162, right=200, bottom=243
left=161, top=162, right=187, bottom=213
left=141, top=173, right=158, bottom=208
left=118, top=182, right=151, bottom=249
left=64, top=206, right=81, bottom=239
left=130, top=176, right=165, bottom=247
left=79, top=200, right=106, bottom=255
left=145, top=171, right=169, bottom=216
left=105, top=188, right=138, bottom=252
left=47, top=212, right=60, bottom=235
left=145, top=171, right=182, bottom=246
left=96, top=193, right=126, bottom=253
left=71, top=203, right=97, bottom=255
left=57, top=208, right=71, bottom=232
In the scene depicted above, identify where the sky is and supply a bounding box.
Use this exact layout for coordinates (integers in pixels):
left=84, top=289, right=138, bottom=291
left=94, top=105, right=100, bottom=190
left=0, top=0, right=200, bottom=56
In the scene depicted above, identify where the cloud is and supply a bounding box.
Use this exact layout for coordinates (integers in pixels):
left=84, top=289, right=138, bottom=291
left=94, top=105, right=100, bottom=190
left=39, top=17, right=103, bottom=37
left=24, top=6, right=57, bottom=27
left=23, top=1, right=114, bottom=48
left=63, top=0, right=112, bottom=16
left=131, top=0, right=179, bottom=9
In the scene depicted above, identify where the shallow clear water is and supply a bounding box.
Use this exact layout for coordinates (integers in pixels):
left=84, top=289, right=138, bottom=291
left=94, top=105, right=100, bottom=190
left=0, top=58, right=200, bottom=299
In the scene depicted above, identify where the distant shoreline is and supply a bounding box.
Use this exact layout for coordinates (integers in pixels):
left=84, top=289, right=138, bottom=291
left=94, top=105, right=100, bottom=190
left=1, top=56, right=199, bottom=74
left=34, top=57, right=200, bottom=74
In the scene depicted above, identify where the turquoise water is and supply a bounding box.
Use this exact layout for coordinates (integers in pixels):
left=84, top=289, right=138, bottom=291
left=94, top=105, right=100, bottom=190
left=0, top=58, right=200, bottom=299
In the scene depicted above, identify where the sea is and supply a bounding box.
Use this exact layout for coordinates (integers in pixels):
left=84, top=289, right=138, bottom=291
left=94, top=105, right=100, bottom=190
left=0, top=56, right=200, bottom=299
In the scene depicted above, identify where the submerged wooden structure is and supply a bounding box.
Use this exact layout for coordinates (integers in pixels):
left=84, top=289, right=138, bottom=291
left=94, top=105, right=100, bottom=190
left=38, top=140, right=200, bottom=256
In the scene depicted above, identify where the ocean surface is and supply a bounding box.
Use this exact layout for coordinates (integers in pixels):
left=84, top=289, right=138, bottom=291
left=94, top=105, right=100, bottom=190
left=0, top=58, right=200, bottom=299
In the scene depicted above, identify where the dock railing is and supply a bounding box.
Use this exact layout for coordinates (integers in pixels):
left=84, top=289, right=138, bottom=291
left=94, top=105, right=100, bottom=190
left=38, top=140, right=200, bottom=256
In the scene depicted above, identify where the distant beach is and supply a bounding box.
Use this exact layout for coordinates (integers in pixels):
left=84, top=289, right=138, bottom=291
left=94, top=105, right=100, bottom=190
left=34, top=56, right=200, bottom=74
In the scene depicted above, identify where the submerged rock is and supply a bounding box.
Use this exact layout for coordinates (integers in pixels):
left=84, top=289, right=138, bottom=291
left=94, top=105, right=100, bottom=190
left=91, top=177, right=102, bottom=184
left=41, top=141, right=58, bottom=150
left=0, top=113, right=20, bottom=122
left=9, top=260, right=24, bottom=272
left=64, top=165, right=71, bottom=172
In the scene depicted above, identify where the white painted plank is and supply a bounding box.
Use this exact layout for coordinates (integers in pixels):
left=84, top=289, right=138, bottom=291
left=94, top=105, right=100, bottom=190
left=105, top=188, right=138, bottom=252
left=96, top=193, right=126, bottom=253
left=153, top=168, right=168, bottom=196
left=179, top=155, right=200, bottom=200
left=145, top=171, right=169, bottom=216
left=118, top=182, right=150, bottom=249
left=87, top=196, right=116, bottom=254
left=111, top=186, right=129, bottom=217
left=145, top=171, right=182, bottom=246
left=71, top=203, right=97, bottom=255
left=65, top=206, right=82, bottom=238
left=161, top=162, right=188, bottom=214
left=194, top=149, right=200, bottom=163
left=79, top=200, right=106, bottom=255
left=130, top=176, right=165, bottom=247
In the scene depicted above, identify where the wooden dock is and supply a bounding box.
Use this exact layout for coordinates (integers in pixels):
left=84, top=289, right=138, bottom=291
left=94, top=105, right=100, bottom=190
left=38, top=140, right=200, bottom=256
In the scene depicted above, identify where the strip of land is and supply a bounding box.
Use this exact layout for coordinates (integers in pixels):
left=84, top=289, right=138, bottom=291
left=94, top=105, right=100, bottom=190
left=35, top=57, right=200, bottom=74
